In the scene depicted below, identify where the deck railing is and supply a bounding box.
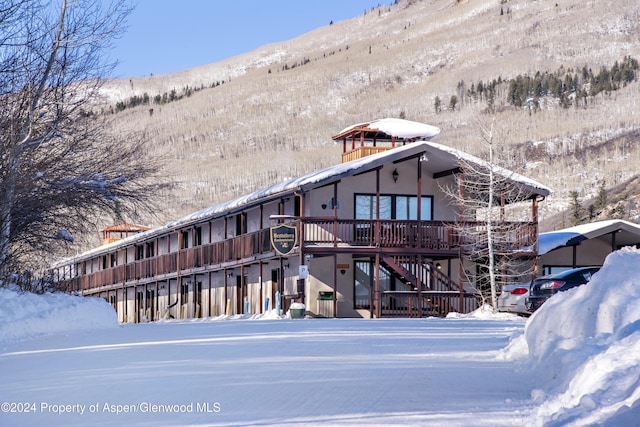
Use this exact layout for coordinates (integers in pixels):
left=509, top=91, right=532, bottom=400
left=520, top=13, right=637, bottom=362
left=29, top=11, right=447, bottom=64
left=303, top=219, right=537, bottom=250
left=302, top=219, right=462, bottom=248
left=341, top=146, right=391, bottom=163
left=381, top=291, right=480, bottom=317
left=57, top=219, right=537, bottom=293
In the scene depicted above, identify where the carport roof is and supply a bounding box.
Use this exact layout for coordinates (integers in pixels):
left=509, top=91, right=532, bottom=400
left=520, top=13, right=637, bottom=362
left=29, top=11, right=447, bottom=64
left=539, top=220, right=640, bottom=255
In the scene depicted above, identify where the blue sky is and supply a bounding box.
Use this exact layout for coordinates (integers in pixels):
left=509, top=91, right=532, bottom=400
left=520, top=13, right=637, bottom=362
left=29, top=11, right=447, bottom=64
left=110, top=0, right=385, bottom=78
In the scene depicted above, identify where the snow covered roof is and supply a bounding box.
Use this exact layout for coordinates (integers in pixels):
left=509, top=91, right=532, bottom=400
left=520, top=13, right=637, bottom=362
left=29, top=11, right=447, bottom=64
left=165, top=139, right=550, bottom=230
left=54, top=128, right=551, bottom=264
left=539, top=219, right=640, bottom=255
left=332, top=118, right=441, bottom=141
left=100, top=223, right=150, bottom=233
left=423, top=139, right=552, bottom=198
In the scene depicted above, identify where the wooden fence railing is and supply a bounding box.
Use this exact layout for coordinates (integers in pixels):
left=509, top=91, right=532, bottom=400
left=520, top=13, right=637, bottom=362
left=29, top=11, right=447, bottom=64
left=57, top=219, right=537, bottom=294
left=381, top=291, right=480, bottom=317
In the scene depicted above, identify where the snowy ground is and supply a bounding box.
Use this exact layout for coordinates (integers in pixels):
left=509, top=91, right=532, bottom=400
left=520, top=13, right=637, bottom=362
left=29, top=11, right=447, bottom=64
left=2, top=248, right=640, bottom=426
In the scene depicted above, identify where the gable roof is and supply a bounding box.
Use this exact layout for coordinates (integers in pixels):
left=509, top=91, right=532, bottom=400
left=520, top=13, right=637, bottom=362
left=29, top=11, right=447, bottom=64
left=539, top=220, right=640, bottom=255
left=167, top=140, right=551, bottom=230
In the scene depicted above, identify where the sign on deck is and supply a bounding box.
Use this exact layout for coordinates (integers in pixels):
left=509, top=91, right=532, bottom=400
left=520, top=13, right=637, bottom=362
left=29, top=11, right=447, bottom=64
left=270, top=224, right=298, bottom=256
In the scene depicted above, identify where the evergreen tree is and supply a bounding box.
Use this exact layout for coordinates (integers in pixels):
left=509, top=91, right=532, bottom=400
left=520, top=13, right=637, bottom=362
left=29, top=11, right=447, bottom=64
left=594, top=179, right=607, bottom=212
left=449, top=95, right=458, bottom=111
left=569, top=191, right=584, bottom=226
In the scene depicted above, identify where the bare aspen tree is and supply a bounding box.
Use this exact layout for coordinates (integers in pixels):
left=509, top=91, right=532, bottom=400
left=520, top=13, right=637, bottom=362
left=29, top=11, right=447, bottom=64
left=0, top=0, right=168, bottom=286
left=441, top=118, right=539, bottom=311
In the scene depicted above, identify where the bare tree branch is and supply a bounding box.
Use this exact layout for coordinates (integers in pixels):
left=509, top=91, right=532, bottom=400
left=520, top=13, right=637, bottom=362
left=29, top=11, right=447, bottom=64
left=0, top=0, right=170, bottom=286
left=440, top=117, right=538, bottom=311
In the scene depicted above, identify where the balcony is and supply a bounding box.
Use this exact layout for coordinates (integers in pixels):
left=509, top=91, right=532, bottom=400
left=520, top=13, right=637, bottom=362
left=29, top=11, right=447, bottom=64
left=57, top=218, right=538, bottom=293
left=341, top=146, right=392, bottom=163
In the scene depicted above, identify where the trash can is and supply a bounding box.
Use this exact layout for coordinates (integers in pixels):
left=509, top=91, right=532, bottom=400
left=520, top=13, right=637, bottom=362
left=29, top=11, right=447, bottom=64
left=289, top=302, right=305, bottom=319
left=317, top=291, right=334, bottom=318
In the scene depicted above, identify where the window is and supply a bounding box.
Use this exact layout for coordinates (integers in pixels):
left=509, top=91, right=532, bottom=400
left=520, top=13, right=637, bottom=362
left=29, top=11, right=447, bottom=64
left=194, top=227, right=202, bottom=246
left=355, top=194, right=432, bottom=220
left=235, top=214, right=245, bottom=236
left=146, top=242, right=155, bottom=258
left=395, top=196, right=432, bottom=220
left=135, top=245, right=144, bottom=261
left=271, top=268, right=280, bottom=291
left=181, top=282, right=189, bottom=304
left=355, top=195, right=392, bottom=220
left=294, top=197, right=301, bottom=217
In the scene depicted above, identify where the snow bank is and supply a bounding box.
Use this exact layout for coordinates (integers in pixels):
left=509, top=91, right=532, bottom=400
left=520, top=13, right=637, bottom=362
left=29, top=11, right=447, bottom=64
left=0, top=288, right=118, bottom=342
left=158, top=309, right=283, bottom=322
left=521, top=247, right=640, bottom=426
left=447, top=303, right=523, bottom=320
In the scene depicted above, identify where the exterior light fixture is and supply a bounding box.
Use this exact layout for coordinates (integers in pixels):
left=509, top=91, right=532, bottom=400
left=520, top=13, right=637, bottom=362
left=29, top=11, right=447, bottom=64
left=392, top=168, right=399, bottom=183
left=436, top=262, right=442, bottom=270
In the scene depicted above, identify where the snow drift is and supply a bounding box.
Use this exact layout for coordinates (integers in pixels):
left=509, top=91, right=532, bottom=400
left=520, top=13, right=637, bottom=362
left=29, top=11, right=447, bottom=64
left=516, top=247, right=640, bottom=426
left=0, top=289, right=118, bottom=342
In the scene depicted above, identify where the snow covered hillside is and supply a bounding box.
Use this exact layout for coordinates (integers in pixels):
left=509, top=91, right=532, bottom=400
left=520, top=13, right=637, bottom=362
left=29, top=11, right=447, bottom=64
left=1, top=248, right=640, bottom=426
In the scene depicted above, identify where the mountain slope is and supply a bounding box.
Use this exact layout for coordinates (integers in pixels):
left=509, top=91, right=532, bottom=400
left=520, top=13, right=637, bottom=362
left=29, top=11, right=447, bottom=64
left=97, top=0, right=640, bottom=239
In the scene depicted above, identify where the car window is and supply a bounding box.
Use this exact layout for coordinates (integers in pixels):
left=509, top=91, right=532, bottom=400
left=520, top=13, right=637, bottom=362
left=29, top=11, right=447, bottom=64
left=581, top=270, right=598, bottom=282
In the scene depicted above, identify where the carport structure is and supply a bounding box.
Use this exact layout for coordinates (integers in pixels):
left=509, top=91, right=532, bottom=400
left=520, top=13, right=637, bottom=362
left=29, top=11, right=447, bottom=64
left=538, top=220, right=640, bottom=274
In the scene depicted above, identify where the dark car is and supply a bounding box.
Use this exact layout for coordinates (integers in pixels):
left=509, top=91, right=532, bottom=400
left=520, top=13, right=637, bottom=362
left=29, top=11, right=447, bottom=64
left=525, top=266, right=601, bottom=312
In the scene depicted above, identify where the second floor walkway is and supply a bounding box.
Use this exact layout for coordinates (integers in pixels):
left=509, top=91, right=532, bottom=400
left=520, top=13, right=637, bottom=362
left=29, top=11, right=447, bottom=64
left=58, top=218, right=538, bottom=293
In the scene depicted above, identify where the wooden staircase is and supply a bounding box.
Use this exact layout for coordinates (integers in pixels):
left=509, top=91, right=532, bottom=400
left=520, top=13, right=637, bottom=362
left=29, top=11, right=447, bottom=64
left=379, top=256, right=474, bottom=317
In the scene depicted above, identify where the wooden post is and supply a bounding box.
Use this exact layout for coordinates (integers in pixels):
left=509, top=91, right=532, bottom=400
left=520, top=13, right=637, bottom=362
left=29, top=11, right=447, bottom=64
left=208, top=271, right=212, bottom=317
left=458, top=172, right=465, bottom=312
left=259, top=262, right=264, bottom=314
left=375, top=253, right=381, bottom=318
left=375, top=168, right=380, bottom=247
left=333, top=182, right=338, bottom=247
left=224, top=268, right=228, bottom=314
left=176, top=230, right=181, bottom=319
left=532, top=196, right=540, bottom=279
left=295, top=191, right=305, bottom=305
left=417, top=257, right=423, bottom=318
left=369, top=261, right=374, bottom=319
left=333, top=253, right=338, bottom=318
left=417, top=156, right=423, bottom=247
left=240, top=264, right=245, bottom=314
